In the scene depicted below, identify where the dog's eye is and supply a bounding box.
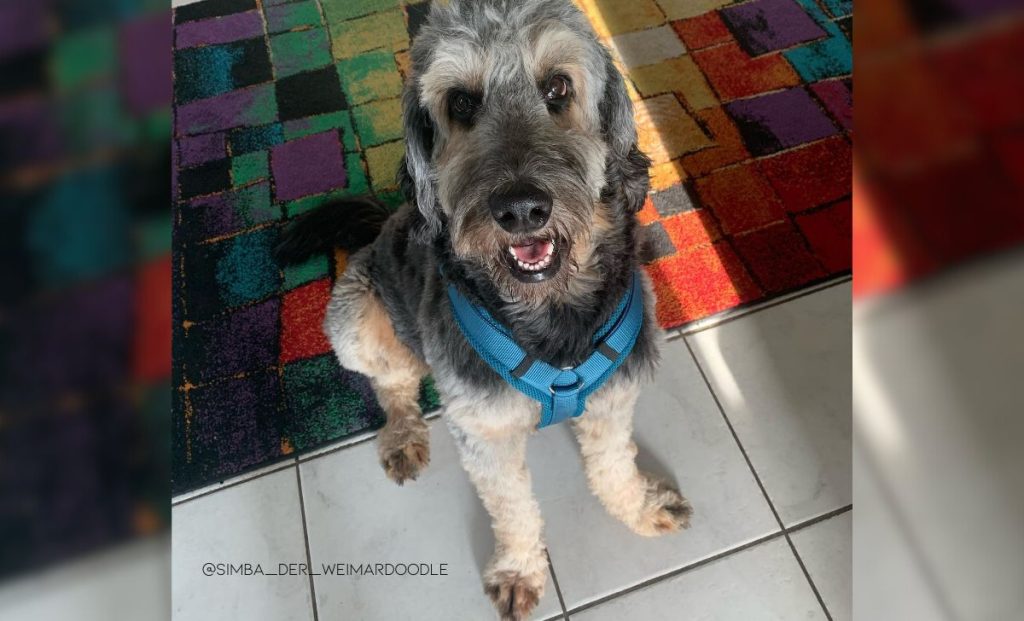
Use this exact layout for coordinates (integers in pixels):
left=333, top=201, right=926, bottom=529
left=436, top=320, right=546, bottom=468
left=543, top=75, right=571, bottom=108
left=448, top=91, right=479, bottom=124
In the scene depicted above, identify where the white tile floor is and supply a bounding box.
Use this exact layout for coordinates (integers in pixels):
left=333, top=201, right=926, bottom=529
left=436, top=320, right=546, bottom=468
left=172, top=278, right=852, bottom=621
left=853, top=257, right=1024, bottom=620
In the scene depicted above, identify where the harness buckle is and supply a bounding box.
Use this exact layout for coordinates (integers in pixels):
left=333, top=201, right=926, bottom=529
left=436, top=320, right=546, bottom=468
left=549, top=372, right=584, bottom=396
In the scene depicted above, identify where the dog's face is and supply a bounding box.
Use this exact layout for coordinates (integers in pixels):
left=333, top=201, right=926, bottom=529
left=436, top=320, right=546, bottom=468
left=401, top=0, right=649, bottom=297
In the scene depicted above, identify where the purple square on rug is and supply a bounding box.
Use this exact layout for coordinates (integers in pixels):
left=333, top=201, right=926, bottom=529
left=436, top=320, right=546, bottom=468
left=944, top=0, right=1021, bottom=21
left=175, top=10, right=264, bottom=49
left=181, top=183, right=276, bottom=242
left=0, top=98, right=63, bottom=168
left=121, top=11, right=173, bottom=115
left=0, top=1, right=49, bottom=58
left=182, top=298, right=280, bottom=383
left=725, top=87, right=838, bottom=156
left=271, top=131, right=347, bottom=201
left=721, top=0, right=827, bottom=56
left=180, top=192, right=237, bottom=242
left=7, top=277, right=132, bottom=402
left=176, top=83, right=278, bottom=135
left=178, top=132, right=226, bottom=167
left=187, top=369, right=283, bottom=481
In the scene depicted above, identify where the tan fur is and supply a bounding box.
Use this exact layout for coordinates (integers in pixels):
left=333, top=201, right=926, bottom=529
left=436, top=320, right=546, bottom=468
left=324, top=272, right=431, bottom=485
left=442, top=392, right=548, bottom=621
left=528, top=24, right=602, bottom=131
left=572, top=380, right=693, bottom=536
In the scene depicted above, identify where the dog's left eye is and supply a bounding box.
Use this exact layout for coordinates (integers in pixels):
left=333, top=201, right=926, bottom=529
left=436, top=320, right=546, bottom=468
left=543, top=75, right=571, bottom=108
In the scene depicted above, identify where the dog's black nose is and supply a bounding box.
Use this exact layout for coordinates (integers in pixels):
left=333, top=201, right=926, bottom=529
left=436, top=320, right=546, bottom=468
left=488, top=183, right=552, bottom=234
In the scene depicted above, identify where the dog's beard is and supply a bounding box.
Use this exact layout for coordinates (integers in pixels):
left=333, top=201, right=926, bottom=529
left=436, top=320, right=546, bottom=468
left=492, top=252, right=578, bottom=305
left=446, top=188, right=599, bottom=300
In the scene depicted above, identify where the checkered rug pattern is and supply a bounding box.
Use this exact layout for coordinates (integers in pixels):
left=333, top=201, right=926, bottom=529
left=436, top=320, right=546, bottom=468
left=172, top=0, right=852, bottom=493
left=2, top=2, right=172, bottom=573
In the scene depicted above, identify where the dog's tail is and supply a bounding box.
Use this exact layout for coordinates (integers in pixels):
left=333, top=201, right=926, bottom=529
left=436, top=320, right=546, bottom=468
left=274, top=198, right=391, bottom=265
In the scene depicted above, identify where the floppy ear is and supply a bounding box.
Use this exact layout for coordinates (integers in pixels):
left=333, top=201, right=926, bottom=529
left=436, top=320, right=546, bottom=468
left=397, top=82, right=442, bottom=238
left=598, top=50, right=651, bottom=213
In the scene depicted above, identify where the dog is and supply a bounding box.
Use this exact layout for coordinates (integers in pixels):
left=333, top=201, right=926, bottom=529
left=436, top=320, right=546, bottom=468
left=276, top=1, right=692, bottom=618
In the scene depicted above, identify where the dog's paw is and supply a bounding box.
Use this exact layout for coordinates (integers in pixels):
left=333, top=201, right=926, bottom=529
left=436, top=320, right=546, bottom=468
left=630, top=476, right=693, bottom=536
left=484, top=568, right=545, bottom=621
left=378, top=421, right=430, bottom=485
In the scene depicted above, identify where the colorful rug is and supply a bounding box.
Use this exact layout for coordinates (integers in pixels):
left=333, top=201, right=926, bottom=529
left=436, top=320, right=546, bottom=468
left=1, top=1, right=172, bottom=576
left=171, top=0, right=852, bottom=493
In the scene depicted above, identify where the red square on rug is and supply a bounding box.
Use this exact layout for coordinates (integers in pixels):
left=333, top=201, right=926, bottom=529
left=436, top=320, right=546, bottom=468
left=695, top=164, right=787, bottom=235
left=661, top=209, right=722, bottom=250
left=732, top=221, right=826, bottom=293
left=646, top=242, right=761, bottom=327
left=134, top=255, right=172, bottom=381
left=993, top=129, right=1024, bottom=190
left=671, top=12, right=732, bottom=50
left=692, top=42, right=800, bottom=101
left=758, top=136, right=852, bottom=213
left=797, top=200, right=852, bottom=273
left=280, top=278, right=333, bottom=364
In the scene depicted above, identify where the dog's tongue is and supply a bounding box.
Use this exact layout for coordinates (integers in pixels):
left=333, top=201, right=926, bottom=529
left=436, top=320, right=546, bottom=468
left=511, top=240, right=552, bottom=263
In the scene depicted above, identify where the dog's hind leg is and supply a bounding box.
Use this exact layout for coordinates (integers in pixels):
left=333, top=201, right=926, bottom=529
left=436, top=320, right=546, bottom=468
left=324, top=266, right=430, bottom=485
left=572, top=379, right=693, bottom=536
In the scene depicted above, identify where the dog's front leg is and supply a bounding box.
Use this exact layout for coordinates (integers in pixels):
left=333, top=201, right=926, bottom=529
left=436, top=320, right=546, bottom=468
left=572, top=378, right=693, bottom=536
left=446, top=413, right=546, bottom=621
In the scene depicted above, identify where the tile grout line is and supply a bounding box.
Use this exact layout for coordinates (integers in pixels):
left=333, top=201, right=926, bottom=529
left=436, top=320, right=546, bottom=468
left=560, top=505, right=853, bottom=617
left=545, top=548, right=570, bottom=620
left=787, top=504, right=852, bottom=534
left=172, top=459, right=298, bottom=507
left=780, top=524, right=835, bottom=621
left=564, top=530, right=787, bottom=617
left=681, top=337, right=834, bottom=621
left=294, top=465, right=321, bottom=621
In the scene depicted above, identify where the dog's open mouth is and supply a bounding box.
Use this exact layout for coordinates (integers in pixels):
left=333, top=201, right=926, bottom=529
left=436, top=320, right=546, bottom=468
left=503, top=237, right=563, bottom=282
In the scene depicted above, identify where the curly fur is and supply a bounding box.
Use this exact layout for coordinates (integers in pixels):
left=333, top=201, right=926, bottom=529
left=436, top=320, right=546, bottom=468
left=278, top=2, right=691, bottom=618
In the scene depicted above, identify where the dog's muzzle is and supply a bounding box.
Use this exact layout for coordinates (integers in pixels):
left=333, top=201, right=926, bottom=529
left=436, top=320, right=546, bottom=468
left=489, top=183, right=565, bottom=283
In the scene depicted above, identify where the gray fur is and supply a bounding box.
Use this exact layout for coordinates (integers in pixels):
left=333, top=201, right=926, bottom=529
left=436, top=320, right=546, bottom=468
left=380, top=0, right=657, bottom=377
left=318, top=3, right=688, bottom=617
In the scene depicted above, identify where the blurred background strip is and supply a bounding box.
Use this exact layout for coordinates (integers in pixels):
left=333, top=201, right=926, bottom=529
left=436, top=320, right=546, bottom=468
left=0, top=0, right=171, bottom=618
left=855, top=0, right=1024, bottom=618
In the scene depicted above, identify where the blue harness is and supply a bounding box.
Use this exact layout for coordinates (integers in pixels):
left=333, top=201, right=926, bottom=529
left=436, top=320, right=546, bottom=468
left=446, top=271, right=645, bottom=428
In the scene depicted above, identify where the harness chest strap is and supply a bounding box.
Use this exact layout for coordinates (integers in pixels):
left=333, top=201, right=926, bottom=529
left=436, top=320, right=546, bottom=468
left=446, top=271, right=645, bottom=428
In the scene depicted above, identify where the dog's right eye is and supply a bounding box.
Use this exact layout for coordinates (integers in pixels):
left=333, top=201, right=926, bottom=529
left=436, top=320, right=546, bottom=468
left=448, top=91, right=479, bottom=124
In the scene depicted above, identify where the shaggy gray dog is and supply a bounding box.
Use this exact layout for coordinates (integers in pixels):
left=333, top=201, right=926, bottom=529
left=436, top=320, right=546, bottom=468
left=278, top=1, right=692, bottom=618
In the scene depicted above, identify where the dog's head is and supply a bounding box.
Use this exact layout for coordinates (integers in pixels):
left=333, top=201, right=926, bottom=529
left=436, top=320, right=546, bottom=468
left=399, top=0, right=649, bottom=296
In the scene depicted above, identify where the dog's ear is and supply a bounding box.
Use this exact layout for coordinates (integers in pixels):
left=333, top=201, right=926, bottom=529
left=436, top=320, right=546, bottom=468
left=598, top=50, right=651, bottom=213
left=398, top=83, right=441, bottom=238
